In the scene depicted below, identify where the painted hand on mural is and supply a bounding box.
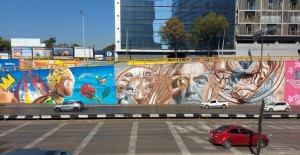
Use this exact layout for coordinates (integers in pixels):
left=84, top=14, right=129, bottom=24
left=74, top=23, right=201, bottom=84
left=80, top=84, right=102, bottom=103
left=215, top=60, right=284, bottom=103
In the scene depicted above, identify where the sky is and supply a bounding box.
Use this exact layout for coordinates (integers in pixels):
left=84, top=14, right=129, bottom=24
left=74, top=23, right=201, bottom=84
left=0, top=0, right=115, bottom=50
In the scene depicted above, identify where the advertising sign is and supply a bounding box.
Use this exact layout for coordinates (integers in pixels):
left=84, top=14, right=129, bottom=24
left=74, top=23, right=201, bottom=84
left=74, top=47, right=94, bottom=58
left=0, top=59, right=19, bottom=71
left=12, top=47, right=32, bottom=58
left=284, top=61, right=300, bottom=105
left=52, top=47, right=74, bottom=59
left=32, top=48, right=52, bottom=57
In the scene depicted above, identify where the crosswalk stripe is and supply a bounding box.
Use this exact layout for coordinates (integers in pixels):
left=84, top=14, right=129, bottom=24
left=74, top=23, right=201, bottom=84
left=167, top=122, right=191, bottom=155
left=0, top=122, right=30, bottom=138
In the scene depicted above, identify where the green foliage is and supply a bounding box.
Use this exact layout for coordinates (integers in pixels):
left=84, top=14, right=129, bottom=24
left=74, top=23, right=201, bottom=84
left=0, top=37, right=11, bottom=51
left=190, top=12, right=228, bottom=49
left=161, top=16, right=185, bottom=58
left=103, top=44, right=115, bottom=51
left=42, top=37, right=56, bottom=48
left=70, top=43, right=80, bottom=47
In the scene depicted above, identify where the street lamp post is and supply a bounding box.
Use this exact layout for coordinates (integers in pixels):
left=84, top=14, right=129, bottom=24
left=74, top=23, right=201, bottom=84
left=253, top=26, right=277, bottom=155
left=80, top=11, right=86, bottom=60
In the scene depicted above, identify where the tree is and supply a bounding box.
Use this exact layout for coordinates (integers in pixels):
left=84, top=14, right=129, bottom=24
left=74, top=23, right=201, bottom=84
left=42, top=37, right=56, bottom=48
left=161, top=16, right=185, bottom=58
left=190, top=12, right=228, bottom=53
left=70, top=43, right=80, bottom=47
left=0, top=37, right=11, bottom=51
left=56, top=43, right=69, bottom=47
left=103, top=44, right=115, bottom=51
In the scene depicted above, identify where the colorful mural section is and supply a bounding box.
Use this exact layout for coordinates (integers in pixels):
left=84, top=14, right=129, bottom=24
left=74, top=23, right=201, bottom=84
left=284, top=61, right=300, bottom=105
left=115, top=60, right=287, bottom=105
left=0, top=65, right=116, bottom=104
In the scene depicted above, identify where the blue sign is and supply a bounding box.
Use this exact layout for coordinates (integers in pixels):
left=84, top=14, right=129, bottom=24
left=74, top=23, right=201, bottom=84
left=0, top=59, right=19, bottom=71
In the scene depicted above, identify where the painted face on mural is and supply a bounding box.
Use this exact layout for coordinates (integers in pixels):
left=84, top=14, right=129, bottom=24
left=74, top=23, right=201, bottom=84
left=173, top=63, right=212, bottom=104
left=117, top=67, right=156, bottom=104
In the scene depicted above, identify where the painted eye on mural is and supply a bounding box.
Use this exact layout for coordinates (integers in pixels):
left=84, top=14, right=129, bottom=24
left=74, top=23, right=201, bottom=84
left=126, top=87, right=134, bottom=92
left=176, top=77, right=188, bottom=89
left=124, top=72, right=133, bottom=78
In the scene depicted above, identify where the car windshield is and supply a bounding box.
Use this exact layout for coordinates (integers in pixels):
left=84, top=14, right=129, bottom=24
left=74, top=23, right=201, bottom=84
left=216, top=125, right=229, bottom=133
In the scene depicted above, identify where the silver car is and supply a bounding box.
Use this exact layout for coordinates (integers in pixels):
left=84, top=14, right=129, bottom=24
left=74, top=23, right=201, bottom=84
left=54, top=100, right=85, bottom=112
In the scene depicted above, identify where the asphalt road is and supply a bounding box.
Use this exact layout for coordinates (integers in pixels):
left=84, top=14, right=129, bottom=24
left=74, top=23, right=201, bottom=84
left=0, top=104, right=299, bottom=115
left=0, top=119, right=300, bottom=155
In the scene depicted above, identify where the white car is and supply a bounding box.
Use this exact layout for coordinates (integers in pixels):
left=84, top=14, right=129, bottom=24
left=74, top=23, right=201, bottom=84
left=200, top=100, right=229, bottom=109
left=264, top=102, right=291, bottom=112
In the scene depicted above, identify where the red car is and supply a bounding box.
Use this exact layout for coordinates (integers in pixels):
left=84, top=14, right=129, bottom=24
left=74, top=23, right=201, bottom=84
left=209, top=125, right=269, bottom=149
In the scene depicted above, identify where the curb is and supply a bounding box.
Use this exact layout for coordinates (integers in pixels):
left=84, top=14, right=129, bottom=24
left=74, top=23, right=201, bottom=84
left=0, top=114, right=299, bottom=120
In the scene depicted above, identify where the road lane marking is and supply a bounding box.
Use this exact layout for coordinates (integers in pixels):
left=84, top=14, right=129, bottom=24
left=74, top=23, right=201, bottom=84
left=0, top=122, right=30, bottom=138
left=73, top=122, right=104, bottom=155
left=23, top=123, right=67, bottom=149
left=128, top=122, right=138, bottom=155
left=167, top=121, right=191, bottom=155
left=229, top=147, right=243, bottom=155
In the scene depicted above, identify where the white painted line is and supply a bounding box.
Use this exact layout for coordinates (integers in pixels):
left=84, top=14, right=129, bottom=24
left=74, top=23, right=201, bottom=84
left=184, top=114, right=194, bottom=117
left=16, top=115, right=26, bottom=119
left=115, top=114, right=124, bottom=118
left=0, top=122, right=30, bottom=138
left=201, top=114, right=211, bottom=117
left=128, top=122, right=138, bottom=155
left=229, top=147, right=243, bottom=155
left=33, top=116, right=40, bottom=119
left=167, top=114, right=176, bottom=118
left=236, top=114, right=246, bottom=118
left=4, top=115, right=9, bottom=119
left=41, top=115, right=52, bottom=119
left=219, top=114, right=229, bottom=118
left=132, top=114, right=142, bottom=118
left=167, top=122, right=191, bottom=155
left=78, top=115, right=89, bottom=118
left=97, top=114, right=106, bottom=118
left=73, top=122, right=104, bottom=155
left=23, top=123, right=67, bottom=149
left=150, top=114, right=159, bottom=118
left=271, top=115, right=281, bottom=118
left=254, top=115, right=259, bottom=118
left=60, top=115, right=71, bottom=119
left=289, top=114, right=298, bottom=118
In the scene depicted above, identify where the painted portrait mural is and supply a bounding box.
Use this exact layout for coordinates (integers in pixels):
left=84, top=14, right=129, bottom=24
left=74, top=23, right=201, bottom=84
left=0, top=65, right=116, bottom=104
left=115, top=60, right=286, bottom=105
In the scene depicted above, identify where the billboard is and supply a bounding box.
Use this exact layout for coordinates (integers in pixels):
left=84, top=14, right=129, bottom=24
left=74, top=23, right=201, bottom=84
left=74, top=47, right=94, bottom=58
left=0, top=59, right=19, bottom=71
left=12, top=47, right=32, bottom=58
left=52, top=47, right=74, bottom=59
left=11, top=38, right=42, bottom=47
left=32, top=48, right=52, bottom=57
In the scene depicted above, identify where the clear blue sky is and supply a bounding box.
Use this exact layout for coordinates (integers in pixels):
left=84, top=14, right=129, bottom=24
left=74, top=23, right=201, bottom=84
left=0, top=0, right=114, bottom=50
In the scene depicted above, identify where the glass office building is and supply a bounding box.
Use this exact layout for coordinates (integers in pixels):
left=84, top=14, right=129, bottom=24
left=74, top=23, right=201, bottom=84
left=115, top=0, right=235, bottom=53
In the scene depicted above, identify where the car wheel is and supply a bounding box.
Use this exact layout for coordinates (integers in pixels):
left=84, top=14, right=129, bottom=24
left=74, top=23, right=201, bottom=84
left=222, top=140, right=232, bottom=149
left=285, top=108, right=290, bottom=112
left=205, top=105, right=209, bottom=109
left=73, top=107, right=80, bottom=112
left=55, top=108, right=62, bottom=112
left=260, top=141, right=267, bottom=148
left=222, top=104, right=227, bottom=109
left=269, top=108, right=273, bottom=112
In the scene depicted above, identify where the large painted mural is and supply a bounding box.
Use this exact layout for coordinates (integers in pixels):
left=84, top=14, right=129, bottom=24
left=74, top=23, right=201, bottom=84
left=0, top=65, right=116, bottom=104
left=0, top=59, right=299, bottom=105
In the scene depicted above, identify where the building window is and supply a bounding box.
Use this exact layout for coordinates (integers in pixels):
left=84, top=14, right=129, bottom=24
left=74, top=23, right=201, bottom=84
left=288, top=24, right=298, bottom=35
left=267, top=24, right=277, bottom=35
left=247, top=0, right=255, bottom=10
left=246, top=24, right=252, bottom=35
left=291, top=0, right=297, bottom=10
left=245, top=11, right=255, bottom=22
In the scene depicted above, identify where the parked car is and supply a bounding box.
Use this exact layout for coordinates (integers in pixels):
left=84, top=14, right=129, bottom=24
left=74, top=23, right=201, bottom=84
left=54, top=100, right=85, bottom=112
left=209, top=125, right=269, bottom=149
left=264, top=101, right=291, bottom=112
left=1, top=148, right=72, bottom=155
left=200, top=100, right=229, bottom=109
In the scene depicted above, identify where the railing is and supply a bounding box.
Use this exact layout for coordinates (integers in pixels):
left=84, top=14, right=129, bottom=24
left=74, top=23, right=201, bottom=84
left=1, top=56, right=300, bottom=71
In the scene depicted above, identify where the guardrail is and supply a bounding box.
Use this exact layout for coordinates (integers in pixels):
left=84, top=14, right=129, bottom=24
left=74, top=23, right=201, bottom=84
left=1, top=56, right=300, bottom=71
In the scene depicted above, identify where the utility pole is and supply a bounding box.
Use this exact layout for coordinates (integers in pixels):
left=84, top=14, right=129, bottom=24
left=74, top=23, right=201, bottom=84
left=80, top=11, right=86, bottom=60
left=253, top=26, right=277, bottom=155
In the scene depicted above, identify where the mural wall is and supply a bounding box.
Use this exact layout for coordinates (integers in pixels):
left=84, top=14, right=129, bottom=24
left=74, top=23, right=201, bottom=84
left=0, top=59, right=299, bottom=105
left=0, top=65, right=116, bottom=104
